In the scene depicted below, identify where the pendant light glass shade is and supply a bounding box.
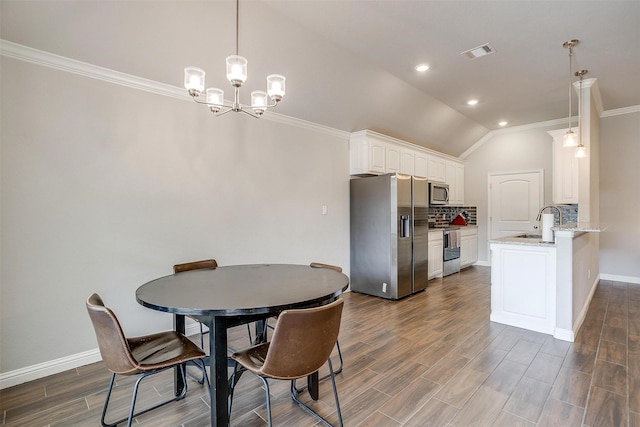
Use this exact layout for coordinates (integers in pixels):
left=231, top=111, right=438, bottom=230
left=251, top=90, right=268, bottom=115
left=563, top=130, right=578, bottom=148
left=575, top=144, right=587, bottom=158
left=184, top=67, right=205, bottom=95
left=226, top=55, right=248, bottom=87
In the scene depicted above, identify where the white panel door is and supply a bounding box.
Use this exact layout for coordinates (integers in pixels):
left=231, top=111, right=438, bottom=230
left=489, top=171, right=543, bottom=239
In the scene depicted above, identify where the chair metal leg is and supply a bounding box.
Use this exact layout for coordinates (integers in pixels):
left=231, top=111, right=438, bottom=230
left=186, top=358, right=207, bottom=384
left=227, top=362, right=246, bottom=418
left=259, top=376, right=273, bottom=427
left=290, top=358, right=343, bottom=427
left=334, top=340, right=344, bottom=374
left=294, top=340, right=343, bottom=394
left=100, top=363, right=196, bottom=427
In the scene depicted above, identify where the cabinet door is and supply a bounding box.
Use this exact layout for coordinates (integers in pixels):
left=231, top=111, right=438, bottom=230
left=428, top=231, right=444, bottom=279
left=415, top=152, right=428, bottom=178
left=369, top=138, right=386, bottom=174
left=400, top=148, right=415, bottom=176
left=445, top=161, right=465, bottom=205
left=552, top=134, right=579, bottom=204
left=386, top=144, right=400, bottom=173
left=460, top=236, right=478, bottom=267
left=429, top=241, right=444, bottom=278
left=446, top=161, right=457, bottom=204
left=427, top=156, right=446, bottom=182
left=455, top=163, right=465, bottom=205
left=460, top=228, right=478, bottom=268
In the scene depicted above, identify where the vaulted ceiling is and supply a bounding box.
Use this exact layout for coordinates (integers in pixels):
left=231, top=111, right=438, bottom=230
left=2, top=0, right=639, bottom=156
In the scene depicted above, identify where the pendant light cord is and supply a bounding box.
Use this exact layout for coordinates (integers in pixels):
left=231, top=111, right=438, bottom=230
left=235, top=0, right=239, bottom=56
left=568, top=46, right=573, bottom=130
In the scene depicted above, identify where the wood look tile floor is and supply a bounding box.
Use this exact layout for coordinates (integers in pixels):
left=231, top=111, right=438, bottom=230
left=2, top=266, right=639, bottom=426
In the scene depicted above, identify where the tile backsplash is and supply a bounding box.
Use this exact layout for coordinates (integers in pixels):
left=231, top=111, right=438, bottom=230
left=429, top=206, right=477, bottom=227
left=427, top=204, right=578, bottom=228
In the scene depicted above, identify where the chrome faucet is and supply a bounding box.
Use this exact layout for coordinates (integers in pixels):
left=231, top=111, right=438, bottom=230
left=536, top=205, right=563, bottom=225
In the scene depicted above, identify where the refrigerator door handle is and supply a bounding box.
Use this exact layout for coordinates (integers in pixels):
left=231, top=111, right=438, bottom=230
left=400, top=215, right=410, bottom=238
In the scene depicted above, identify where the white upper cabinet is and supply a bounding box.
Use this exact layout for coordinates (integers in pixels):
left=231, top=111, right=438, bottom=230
left=350, top=131, right=385, bottom=175
left=386, top=143, right=401, bottom=173
left=548, top=129, right=579, bottom=204
left=445, top=160, right=465, bottom=205
left=350, top=131, right=463, bottom=192
left=414, top=152, right=428, bottom=178
left=427, top=155, right=446, bottom=182
left=400, top=148, right=415, bottom=176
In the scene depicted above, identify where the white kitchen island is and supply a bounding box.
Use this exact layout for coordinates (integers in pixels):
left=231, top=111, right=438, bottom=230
left=489, top=223, right=600, bottom=342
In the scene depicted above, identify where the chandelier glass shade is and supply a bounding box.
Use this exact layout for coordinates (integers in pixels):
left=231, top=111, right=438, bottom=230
left=183, top=0, right=285, bottom=118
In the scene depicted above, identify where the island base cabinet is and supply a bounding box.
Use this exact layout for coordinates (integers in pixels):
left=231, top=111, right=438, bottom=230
left=490, top=243, right=557, bottom=335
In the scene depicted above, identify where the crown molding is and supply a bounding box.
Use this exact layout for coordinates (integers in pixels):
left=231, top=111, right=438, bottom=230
left=601, top=105, right=640, bottom=117
left=0, top=39, right=349, bottom=140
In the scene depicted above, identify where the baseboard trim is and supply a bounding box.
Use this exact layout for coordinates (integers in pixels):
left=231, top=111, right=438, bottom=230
left=570, top=275, right=600, bottom=340
left=553, top=328, right=574, bottom=342
left=600, top=273, right=640, bottom=284
left=0, top=349, right=102, bottom=390
left=0, top=322, right=209, bottom=390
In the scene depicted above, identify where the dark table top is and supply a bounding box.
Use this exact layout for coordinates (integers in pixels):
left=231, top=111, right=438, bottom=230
left=136, top=264, right=349, bottom=317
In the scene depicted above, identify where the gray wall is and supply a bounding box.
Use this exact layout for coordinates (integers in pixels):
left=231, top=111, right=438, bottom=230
left=464, top=112, right=640, bottom=280
left=0, top=57, right=350, bottom=373
left=599, top=111, right=640, bottom=278
left=463, top=126, right=556, bottom=263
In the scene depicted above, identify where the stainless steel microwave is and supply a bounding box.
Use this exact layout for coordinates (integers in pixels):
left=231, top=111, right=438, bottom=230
left=428, top=182, right=449, bottom=205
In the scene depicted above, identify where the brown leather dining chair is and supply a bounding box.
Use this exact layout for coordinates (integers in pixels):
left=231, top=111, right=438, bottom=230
left=173, top=258, right=219, bottom=349
left=173, top=258, right=256, bottom=383
left=228, top=298, right=345, bottom=427
left=309, top=263, right=345, bottom=374
left=85, top=293, right=207, bottom=427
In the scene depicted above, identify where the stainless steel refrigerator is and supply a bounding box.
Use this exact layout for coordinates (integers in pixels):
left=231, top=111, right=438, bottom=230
left=350, top=173, right=429, bottom=299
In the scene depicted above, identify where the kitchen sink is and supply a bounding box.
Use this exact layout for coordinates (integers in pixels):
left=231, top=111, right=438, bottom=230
left=514, top=233, right=543, bottom=239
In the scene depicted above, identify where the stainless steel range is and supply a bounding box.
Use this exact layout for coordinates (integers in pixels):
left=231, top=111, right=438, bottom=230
left=443, top=228, right=461, bottom=276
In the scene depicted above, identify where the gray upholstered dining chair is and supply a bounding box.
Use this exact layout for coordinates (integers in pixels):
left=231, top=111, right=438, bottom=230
left=228, top=298, right=345, bottom=426
left=86, top=293, right=207, bottom=427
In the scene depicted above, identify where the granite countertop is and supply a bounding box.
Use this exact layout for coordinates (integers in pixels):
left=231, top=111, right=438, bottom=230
left=490, top=222, right=601, bottom=247
left=489, top=234, right=556, bottom=247
left=552, top=222, right=601, bottom=232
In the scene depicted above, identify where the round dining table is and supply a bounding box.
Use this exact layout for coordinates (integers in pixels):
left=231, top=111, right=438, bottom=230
left=136, top=263, right=349, bottom=427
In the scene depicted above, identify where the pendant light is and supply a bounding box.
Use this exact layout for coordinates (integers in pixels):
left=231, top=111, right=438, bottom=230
left=562, top=40, right=579, bottom=147
left=574, top=70, right=588, bottom=158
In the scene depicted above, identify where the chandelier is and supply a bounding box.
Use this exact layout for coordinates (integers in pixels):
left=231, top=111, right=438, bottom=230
left=183, top=0, right=285, bottom=118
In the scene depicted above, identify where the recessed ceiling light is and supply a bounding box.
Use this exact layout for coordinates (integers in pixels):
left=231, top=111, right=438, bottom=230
left=498, top=121, right=508, bottom=127
left=467, top=99, right=479, bottom=106
left=415, top=64, right=430, bottom=72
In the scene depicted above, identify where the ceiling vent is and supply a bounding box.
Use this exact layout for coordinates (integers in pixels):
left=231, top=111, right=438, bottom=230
left=461, top=43, right=496, bottom=59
